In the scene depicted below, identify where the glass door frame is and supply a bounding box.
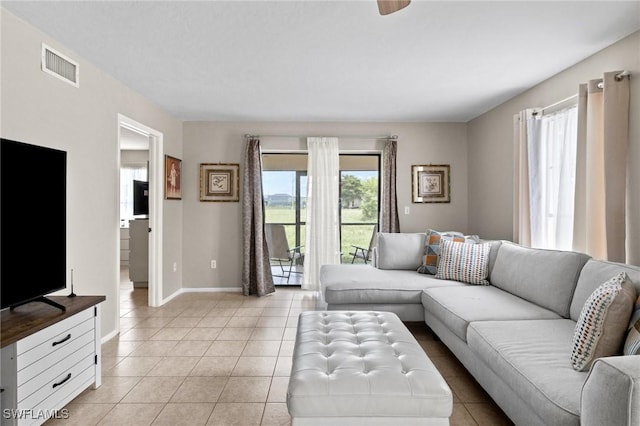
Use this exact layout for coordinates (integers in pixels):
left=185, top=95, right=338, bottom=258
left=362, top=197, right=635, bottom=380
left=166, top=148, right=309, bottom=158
left=261, top=151, right=382, bottom=263
left=338, top=153, right=381, bottom=263
left=294, top=170, right=306, bottom=249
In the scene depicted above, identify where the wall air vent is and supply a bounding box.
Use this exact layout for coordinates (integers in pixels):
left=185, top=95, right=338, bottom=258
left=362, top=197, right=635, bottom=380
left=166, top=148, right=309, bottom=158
left=41, top=43, right=79, bottom=87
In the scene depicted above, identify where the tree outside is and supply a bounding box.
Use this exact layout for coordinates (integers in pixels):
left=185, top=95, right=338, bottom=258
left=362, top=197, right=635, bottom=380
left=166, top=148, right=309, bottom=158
left=360, top=177, right=378, bottom=221
left=341, top=174, right=364, bottom=209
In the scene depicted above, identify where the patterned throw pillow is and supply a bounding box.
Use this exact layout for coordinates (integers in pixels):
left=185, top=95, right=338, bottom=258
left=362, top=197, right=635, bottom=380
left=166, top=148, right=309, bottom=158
left=623, top=295, right=640, bottom=355
left=434, top=239, right=491, bottom=285
left=570, top=272, right=636, bottom=371
left=417, top=229, right=479, bottom=275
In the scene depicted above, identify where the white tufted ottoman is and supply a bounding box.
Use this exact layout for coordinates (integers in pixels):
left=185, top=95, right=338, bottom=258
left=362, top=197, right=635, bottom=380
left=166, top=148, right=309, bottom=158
left=287, top=311, right=452, bottom=426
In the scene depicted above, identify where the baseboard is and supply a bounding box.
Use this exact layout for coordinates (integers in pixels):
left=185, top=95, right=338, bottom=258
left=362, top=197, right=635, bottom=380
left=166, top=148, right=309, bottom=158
left=160, top=286, right=243, bottom=305
left=181, top=287, right=243, bottom=293
left=101, top=328, right=119, bottom=344
left=161, top=288, right=184, bottom=305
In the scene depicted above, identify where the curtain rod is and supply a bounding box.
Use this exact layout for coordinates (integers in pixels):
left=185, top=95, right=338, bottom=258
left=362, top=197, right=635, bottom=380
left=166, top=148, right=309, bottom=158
left=244, top=134, right=397, bottom=140
left=615, top=70, right=631, bottom=81
left=597, top=70, right=631, bottom=89
left=532, top=70, right=631, bottom=116
left=532, top=94, right=578, bottom=116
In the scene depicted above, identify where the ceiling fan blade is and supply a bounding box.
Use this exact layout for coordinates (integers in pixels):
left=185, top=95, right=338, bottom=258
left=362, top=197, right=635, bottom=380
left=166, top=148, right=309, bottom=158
left=377, top=0, right=411, bottom=15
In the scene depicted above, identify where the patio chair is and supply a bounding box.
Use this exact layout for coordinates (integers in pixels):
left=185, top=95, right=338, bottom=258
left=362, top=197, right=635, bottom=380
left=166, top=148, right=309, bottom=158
left=349, top=228, right=377, bottom=264
left=265, top=223, right=303, bottom=283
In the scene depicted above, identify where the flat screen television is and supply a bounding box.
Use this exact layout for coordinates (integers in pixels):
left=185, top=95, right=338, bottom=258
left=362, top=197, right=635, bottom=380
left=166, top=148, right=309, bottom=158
left=1, top=139, right=67, bottom=310
left=133, top=180, right=149, bottom=216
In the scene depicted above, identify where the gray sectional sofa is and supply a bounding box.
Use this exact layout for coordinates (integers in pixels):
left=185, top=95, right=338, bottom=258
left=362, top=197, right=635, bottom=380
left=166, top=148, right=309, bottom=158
left=319, top=234, right=640, bottom=426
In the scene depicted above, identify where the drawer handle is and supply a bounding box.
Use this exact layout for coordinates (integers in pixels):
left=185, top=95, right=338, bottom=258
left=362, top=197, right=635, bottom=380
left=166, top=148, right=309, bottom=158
left=52, top=334, right=71, bottom=347
left=52, top=373, right=72, bottom=389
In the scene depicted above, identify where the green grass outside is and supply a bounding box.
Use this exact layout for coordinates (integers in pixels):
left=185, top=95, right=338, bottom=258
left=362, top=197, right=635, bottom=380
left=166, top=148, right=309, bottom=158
left=265, top=206, right=375, bottom=263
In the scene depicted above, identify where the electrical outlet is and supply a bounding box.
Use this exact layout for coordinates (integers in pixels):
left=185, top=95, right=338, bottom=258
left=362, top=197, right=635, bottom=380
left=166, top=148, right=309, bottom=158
left=173, top=262, right=177, bottom=272
left=211, top=260, right=217, bottom=269
left=404, top=206, right=410, bottom=215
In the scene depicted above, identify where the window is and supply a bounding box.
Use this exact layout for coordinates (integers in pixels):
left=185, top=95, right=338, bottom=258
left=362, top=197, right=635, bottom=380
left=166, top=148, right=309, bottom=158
left=527, top=105, right=578, bottom=250
left=120, top=163, right=147, bottom=226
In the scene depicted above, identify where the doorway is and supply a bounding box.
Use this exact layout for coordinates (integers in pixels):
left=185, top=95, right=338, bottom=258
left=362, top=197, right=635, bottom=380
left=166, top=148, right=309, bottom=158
left=116, top=115, right=164, bottom=331
left=119, top=128, right=149, bottom=309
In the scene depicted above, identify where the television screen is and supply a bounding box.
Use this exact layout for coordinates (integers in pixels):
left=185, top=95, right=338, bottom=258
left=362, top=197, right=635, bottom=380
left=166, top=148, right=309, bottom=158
left=133, top=180, right=149, bottom=216
left=1, top=139, right=67, bottom=309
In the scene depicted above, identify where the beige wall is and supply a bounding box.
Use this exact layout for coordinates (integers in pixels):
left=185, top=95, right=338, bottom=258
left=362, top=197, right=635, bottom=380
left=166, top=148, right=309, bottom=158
left=182, top=122, right=467, bottom=288
left=467, top=31, right=640, bottom=265
left=1, top=9, right=184, bottom=338
left=121, top=149, right=149, bottom=165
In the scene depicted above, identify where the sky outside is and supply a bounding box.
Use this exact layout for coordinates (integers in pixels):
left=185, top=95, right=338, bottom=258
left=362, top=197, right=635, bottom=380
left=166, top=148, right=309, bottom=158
left=262, top=171, right=377, bottom=196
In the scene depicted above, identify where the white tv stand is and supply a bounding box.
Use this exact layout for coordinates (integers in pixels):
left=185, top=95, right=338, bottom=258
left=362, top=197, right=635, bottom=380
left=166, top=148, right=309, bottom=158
left=0, top=296, right=105, bottom=426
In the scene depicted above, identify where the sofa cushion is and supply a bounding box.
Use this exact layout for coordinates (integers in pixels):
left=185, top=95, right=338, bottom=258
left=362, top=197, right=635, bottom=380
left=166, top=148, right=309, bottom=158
left=570, top=259, right=640, bottom=321
left=467, top=319, right=586, bottom=425
left=435, top=240, right=491, bottom=285
left=624, top=295, right=640, bottom=355
left=490, top=242, right=590, bottom=317
left=321, top=264, right=464, bottom=305
left=483, top=240, right=503, bottom=277
left=417, top=229, right=477, bottom=275
left=571, top=273, right=636, bottom=371
left=376, top=232, right=426, bottom=270
left=421, top=286, right=561, bottom=342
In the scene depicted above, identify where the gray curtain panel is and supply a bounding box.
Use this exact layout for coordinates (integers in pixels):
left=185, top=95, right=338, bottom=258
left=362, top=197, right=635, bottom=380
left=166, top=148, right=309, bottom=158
left=241, top=138, right=275, bottom=296
left=380, top=139, right=400, bottom=233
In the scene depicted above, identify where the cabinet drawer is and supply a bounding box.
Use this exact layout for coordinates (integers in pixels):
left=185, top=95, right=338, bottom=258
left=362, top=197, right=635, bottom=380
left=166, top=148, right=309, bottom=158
left=18, top=353, right=94, bottom=415
left=17, top=316, right=94, bottom=372
left=16, top=308, right=94, bottom=356
left=24, top=365, right=95, bottom=426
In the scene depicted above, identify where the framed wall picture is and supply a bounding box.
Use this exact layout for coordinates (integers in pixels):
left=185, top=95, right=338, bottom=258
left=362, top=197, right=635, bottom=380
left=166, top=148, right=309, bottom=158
left=412, top=164, right=450, bottom=203
left=200, top=163, right=240, bottom=202
left=165, top=155, right=182, bottom=200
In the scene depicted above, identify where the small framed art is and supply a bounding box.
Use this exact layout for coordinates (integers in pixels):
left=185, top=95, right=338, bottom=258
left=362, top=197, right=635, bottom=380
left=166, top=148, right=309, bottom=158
left=165, top=155, right=182, bottom=200
left=199, top=163, right=240, bottom=202
left=411, top=164, right=450, bottom=203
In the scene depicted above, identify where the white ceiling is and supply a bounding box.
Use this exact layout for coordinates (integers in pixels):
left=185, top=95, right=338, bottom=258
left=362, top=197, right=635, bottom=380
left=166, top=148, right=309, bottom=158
left=4, top=1, right=640, bottom=122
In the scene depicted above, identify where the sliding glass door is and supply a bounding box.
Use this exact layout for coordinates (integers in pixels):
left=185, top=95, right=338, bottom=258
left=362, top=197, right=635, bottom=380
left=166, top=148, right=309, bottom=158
left=339, top=155, right=380, bottom=264
left=262, top=154, right=306, bottom=284
left=262, top=153, right=380, bottom=280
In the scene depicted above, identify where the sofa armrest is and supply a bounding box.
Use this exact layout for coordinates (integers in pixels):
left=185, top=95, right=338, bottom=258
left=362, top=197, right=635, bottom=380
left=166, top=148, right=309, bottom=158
left=581, top=356, right=640, bottom=426
left=371, top=246, right=378, bottom=268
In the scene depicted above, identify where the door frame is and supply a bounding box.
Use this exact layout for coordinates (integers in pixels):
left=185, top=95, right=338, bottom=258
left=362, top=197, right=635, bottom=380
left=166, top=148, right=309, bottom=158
left=117, top=114, right=164, bottom=319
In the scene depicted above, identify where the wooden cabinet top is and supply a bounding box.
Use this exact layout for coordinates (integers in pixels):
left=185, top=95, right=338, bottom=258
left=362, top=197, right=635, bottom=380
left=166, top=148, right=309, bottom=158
left=1, top=295, right=105, bottom=348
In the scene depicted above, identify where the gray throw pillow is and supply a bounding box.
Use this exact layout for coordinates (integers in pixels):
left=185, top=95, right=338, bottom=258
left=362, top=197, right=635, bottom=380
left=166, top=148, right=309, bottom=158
left=376, top=233, right=426, bottom=270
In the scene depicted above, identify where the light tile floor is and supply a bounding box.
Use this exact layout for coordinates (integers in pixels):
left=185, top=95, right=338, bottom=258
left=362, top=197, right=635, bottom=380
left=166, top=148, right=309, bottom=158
left=46, top=269, right=513, bottom=426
